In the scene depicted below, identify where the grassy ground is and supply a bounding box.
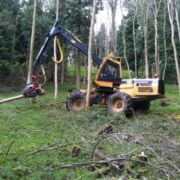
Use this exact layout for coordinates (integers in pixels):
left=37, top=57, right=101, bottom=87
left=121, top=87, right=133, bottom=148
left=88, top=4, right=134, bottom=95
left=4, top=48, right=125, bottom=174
left=0, top=83, right=179, bottom=179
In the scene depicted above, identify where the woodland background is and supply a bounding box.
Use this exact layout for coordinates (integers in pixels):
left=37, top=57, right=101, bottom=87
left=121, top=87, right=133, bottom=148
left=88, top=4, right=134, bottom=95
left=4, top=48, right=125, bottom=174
left=0, top=0, right=179, bottom=88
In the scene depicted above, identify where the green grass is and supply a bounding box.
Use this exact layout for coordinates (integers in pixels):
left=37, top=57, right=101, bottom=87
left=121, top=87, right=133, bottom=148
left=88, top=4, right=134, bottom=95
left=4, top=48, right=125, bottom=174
left=151, top=84, right=180, bottom=115
left=67, top=65, right=97, bottom=79
left=0, top=83, right=179, bottom=179
left=67, top=65, right=85, bottom=77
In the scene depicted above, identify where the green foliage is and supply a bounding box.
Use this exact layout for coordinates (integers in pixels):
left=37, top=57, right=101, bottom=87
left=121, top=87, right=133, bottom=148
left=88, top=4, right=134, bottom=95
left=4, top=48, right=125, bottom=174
left=0, top=0, right=96, bottom=84
left=0, top=0, right=19, bottom=72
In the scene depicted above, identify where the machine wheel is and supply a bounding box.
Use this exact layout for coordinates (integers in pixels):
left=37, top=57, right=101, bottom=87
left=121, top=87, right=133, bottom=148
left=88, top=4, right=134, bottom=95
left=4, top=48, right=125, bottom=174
left=133, top=101, right=150, bottom=111
left=66, top=90, right=85, bottom=111
left=107, top=92, right=133, bottom=116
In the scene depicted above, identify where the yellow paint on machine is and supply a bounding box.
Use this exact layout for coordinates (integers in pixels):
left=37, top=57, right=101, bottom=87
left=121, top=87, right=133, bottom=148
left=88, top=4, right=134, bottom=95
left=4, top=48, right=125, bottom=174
left=94, top=79, right=163, bottom=100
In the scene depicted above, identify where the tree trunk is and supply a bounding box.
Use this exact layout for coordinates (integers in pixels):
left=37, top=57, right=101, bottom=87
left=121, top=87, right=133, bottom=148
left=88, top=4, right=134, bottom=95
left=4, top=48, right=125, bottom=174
left=27, top=0, right=37, bottom=84
left=123, top=32, right=131, bottom=79
left=162, top=3, right=167, bottom=81
left=83, top=57, right=87, bottom=85
left=86, top=0, right=96, bottom=107
left=111, top=9, right=116, bottom=56
left=139, top=0, right=150, bottom=78
left=11, top=11, right=19, bottom=61
left=120, top=0, right=131, bottom=79
left=76, top=50, right=81, bottom=89
left=54, top=0, right=59, bottom=99
left=154, top=16, right=159, bottom=77
left=151, top=0, right=162, bottom=78
left=107, top=0, right=117, bottom=56
left=54, top=45, right=58, bottom=99
left=133, top=1, right=137, bottom=78
left=60, top=61, right=64, bottom=84
left=143, top=13, right=149, bottom=78
left=175, top=0, right=180, bottom=41
left=167, top=0, right=180, bottom=94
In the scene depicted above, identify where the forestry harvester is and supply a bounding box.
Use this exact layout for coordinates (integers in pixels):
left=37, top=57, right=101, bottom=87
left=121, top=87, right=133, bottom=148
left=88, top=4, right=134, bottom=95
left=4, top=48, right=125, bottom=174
left=1, top=20, right=165, bottom=116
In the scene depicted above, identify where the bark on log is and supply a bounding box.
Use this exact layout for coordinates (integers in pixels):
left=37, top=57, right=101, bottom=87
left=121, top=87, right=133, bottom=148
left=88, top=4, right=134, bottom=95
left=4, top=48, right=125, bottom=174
left=0, top=95, right=24, bottom=104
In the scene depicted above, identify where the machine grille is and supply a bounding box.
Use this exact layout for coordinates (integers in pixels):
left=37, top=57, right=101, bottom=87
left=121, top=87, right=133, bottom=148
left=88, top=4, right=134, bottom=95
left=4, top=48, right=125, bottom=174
left=138, top=87, right=153, bottom=92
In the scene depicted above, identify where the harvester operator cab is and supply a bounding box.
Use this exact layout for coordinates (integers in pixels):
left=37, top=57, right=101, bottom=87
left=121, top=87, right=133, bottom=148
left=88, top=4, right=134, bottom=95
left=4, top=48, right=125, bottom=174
left=96, top=57, right=122, bottom=83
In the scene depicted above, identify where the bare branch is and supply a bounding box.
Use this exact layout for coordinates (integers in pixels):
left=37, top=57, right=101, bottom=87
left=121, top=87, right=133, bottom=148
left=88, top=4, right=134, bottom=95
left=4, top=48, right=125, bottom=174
left=25, top=141, right=73, bottom=156
left=53, top=157, right=173, bottom=177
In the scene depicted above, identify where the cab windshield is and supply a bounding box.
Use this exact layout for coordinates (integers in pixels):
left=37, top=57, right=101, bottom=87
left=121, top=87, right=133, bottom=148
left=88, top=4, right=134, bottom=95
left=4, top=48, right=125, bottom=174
left=98, top=60, right=121, bottom=82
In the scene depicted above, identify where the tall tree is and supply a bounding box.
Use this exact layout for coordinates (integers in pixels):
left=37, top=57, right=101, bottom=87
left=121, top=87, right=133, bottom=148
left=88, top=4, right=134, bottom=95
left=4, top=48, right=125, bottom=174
left=107, top=0, right=118, bottom=56
left=138, top=0, right=150, bottom=78
left=132, top=0, right=138, bottom=78
left=175, top=0, right=180, bottom=41
left=167, top=0, right=180, bottom=94
left=95, top=23, right=107, bottom=58
left=120, top=0, right=131, bottom=78
left=150, top=0, right=162, bottom=77
left=11, top=10, right=20, bottom=62
left=27, top=0, right=37, bottom=84
left=54, top=0, right=59, bottom=100
left=86, top=0, right=97, bottom=107
left=162, top=1, right=167, bottom=81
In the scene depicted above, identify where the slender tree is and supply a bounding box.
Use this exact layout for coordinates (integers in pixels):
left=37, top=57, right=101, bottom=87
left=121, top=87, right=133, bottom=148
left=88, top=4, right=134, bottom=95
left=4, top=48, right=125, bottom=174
left=96, top=23, right=107, bottom=58
left=54, top=0, right=59, bottom=100
left=75, top=49, right=81, bottom=89
left=120, top=0, right=131, bottom=79
left=86, top=0, right=97, bottom=107
left=107, top=0, right=118, bottom=56
left=162, top=1, right=167, bottom=81
left=138, top=0, right=150, bottom=78
left=27, top=0, right=37, bottom=84
left=167, top=0, right=180, bottom=94
left=132, top=0, right=138, bottom=78
left=11, top=10, right=20, bottom=62
left=175, top=0, right=180, bottom=41
left=60, top=60, right=64, bottom=84
left=150, top=0, right=162, bottom=77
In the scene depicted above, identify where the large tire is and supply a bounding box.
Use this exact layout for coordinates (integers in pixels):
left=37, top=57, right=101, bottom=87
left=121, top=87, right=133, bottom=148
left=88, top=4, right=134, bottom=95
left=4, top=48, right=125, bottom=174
left=66, top=90, right=85, bottom=111
left=133, top=101, right=150, bottom=111
left=107, top=92, right=133, bottom=116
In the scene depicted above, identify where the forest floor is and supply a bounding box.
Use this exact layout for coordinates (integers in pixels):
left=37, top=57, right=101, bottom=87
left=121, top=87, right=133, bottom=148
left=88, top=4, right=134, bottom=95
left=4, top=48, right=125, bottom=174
left=0, top=83, right=179, bottom=179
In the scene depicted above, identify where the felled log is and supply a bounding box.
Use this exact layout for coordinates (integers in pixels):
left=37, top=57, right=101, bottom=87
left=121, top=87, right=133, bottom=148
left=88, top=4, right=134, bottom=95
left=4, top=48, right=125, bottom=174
left=0, top=94, right=24, bottom=104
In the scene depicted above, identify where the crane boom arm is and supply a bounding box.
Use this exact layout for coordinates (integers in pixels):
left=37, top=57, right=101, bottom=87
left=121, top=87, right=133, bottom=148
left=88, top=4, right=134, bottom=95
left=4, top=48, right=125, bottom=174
left=32, top=20, right=102, bottom=73
left=24, top=20, right=102, bottom=98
